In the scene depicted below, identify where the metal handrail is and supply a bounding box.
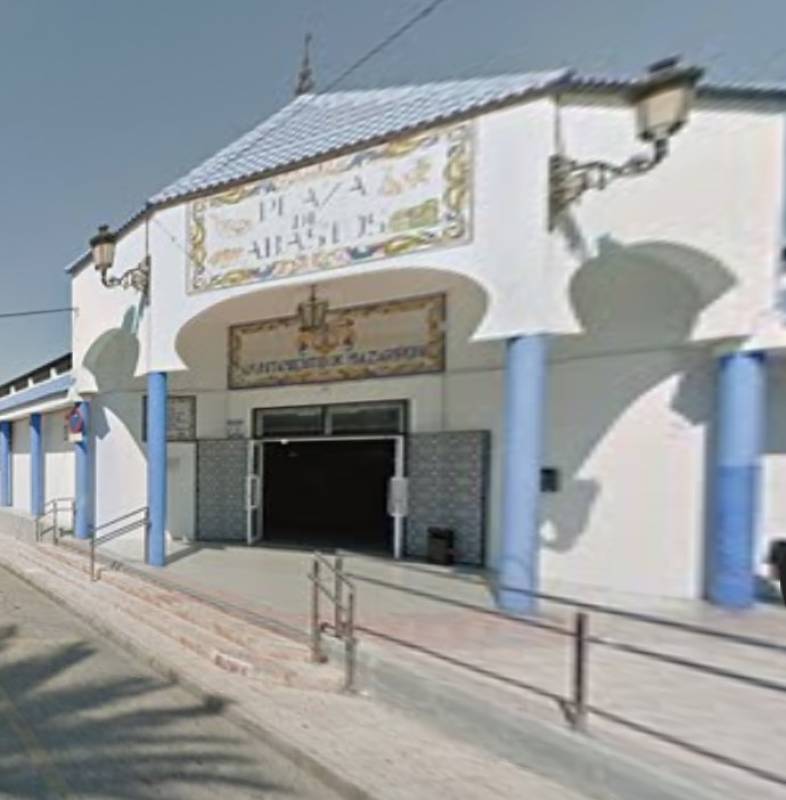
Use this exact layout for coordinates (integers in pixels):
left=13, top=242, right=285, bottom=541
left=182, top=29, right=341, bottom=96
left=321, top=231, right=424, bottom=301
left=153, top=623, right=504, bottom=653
left=343, top=564, right=786, bottom=788
left=92, top=506, right=148, bottom=535
left=35, top=497, right=75, bottom=544
left=346, top=560, right=786, bottom=653
left=347, top=572, right=786, bottom=692
left=346, top=572, right=570, bottom=637
left=347, top=571, right=586, bottom=727
left=89, top=507, right=149, bottom=582
left=308, top=552, right=357, bottom=692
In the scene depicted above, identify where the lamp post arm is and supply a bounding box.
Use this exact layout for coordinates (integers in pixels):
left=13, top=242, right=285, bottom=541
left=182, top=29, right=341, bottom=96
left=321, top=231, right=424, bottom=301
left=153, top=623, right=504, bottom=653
left=549, top=138, right=668, bottom=228
left=100, top=256, right=151, bottom=296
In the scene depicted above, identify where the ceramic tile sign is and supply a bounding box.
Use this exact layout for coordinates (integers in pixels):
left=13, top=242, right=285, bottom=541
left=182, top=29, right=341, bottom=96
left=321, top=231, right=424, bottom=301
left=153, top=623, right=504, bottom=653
left=186, top=122, right=472, bottom=293
left=168, top=396, right=197, bottom=440
left=229, top=293, right=445, bottom=389
left=142, top=395, right=196, bottom=441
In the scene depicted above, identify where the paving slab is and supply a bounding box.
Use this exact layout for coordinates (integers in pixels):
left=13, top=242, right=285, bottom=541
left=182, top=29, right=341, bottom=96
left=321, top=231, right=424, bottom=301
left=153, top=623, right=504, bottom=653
left=0, top=561, right=341, bottom=799
left=0, top=533, right=594, bottom=800
left=91, top=535, right=786, bottom=799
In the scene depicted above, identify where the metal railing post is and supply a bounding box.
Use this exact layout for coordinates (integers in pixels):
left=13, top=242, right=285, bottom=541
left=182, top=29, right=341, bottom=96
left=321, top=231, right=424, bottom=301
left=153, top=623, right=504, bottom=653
left=310, top=556, right=323, bottom=663
left=571, top=611, right=589, bottom=731
left=89, top=526, right=96, bottom=582
left=53, top=502, right=59, bottom=545
left=143, top=508, right=150, bottom=565
left=344, top=587, right=357, bottom=693
left=334, top=554, right=344, bottom=636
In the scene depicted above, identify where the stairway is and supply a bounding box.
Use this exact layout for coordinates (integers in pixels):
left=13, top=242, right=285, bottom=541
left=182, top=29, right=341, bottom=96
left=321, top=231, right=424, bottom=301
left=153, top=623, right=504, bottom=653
left=6, top=537, right=341, bottom=692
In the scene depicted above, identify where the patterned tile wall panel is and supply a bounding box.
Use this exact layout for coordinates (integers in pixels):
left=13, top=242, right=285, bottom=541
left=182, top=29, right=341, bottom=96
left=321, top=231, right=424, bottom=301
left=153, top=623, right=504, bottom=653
left=407, top=431, right=489, bottom=565
left=196, top=440, right=247, bottom=541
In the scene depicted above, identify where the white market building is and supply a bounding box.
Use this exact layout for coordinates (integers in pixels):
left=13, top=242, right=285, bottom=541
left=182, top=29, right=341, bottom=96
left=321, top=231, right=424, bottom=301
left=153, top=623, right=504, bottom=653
left=2, top=62, right=786, bottom=610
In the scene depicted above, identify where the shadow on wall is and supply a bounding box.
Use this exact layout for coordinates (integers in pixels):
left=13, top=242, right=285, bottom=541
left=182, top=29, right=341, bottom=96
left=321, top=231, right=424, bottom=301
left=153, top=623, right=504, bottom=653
left=542, top=235, right=734, bottom=555
left=81, top=306, right=145, bottom=453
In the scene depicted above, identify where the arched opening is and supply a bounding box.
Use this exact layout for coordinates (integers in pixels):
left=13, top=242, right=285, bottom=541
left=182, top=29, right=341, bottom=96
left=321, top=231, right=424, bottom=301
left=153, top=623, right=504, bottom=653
left=170, top=267, right=497, bottom=561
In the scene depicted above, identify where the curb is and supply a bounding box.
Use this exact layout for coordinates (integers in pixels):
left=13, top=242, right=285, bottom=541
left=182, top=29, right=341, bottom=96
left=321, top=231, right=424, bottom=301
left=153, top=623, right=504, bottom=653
left=0, top=554, right=376, bottom=800
left=324, top=630, right=730, bottom=800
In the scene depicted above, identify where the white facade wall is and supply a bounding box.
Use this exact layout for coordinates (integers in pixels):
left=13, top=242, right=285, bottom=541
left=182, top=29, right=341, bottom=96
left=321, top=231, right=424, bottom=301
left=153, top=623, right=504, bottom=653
left=43, top=411, right=74, bottom=526
left=544, top=349, right=713, bottom=597
left=548, top=96, right=785, bottom=343
left=85, top=273, right=502, bottom=543
left=67, top=89, right=786, bottom=600
left=138, top=100, right=554, bottom=376
left=92, top=392, right=146, bottom=533
left=11, top=419, right=30, bottom=513
left=79, top=341, right=719, bottom=597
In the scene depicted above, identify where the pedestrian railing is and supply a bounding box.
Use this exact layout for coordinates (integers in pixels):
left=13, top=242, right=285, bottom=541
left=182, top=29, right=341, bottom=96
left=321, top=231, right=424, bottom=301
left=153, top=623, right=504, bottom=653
left=308, top=552, right=357, bottom=692
left=35, top=497, right=75, bottom=544
left=89, top=506, right=149, bottom=582
left=343, top=561, right=786, bottom=791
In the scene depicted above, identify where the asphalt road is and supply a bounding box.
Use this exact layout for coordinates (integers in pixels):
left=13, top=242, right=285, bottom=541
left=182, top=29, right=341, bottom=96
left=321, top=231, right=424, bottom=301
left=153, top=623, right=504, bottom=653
left=0, top=565, right=339, bottom=799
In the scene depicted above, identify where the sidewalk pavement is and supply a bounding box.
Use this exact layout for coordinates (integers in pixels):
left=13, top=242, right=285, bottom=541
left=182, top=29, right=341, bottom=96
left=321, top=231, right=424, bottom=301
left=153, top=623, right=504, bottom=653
left=96, top=533, right=786, bottom=800
left=0, top=565, right=342, bottom=799
left=0, top=532, right=594, bottom=800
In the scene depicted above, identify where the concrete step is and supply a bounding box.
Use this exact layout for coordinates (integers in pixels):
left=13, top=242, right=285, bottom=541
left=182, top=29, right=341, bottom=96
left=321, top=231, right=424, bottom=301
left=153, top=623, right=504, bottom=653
left=24, top=546, right=253, bottom=668
left=5, top=534, right=742, bottom=800
left=76, top=546, right=338, bottom=689
left=50, top=543, right=334, bottom=688
left=0, top=535, right=604, bottom=800
left=99, top=571, right=334, bottom=689
left=28, top=543, right=341, bottom=691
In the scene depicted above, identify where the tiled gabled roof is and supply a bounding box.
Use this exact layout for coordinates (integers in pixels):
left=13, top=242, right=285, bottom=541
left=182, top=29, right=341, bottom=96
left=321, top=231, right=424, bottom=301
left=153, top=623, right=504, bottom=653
left=66, top=67, right=786, bottom=275
left=150, top=69, right=569, bottom=204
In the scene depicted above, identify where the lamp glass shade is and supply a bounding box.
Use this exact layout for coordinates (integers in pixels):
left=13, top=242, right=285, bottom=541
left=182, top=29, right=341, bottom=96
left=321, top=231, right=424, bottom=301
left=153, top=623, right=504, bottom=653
left=635, top=83, right=694, bottom=142
left=89, top=225, right=117, bottom=273
left=631, top=61, right=703, bottom=143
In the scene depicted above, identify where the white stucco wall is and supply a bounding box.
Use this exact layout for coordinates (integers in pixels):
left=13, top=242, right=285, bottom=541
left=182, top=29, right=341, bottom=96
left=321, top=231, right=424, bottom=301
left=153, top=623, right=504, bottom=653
left=543, top=348, right=713, bottom=598
left=91, top=392, right=196, bottom=543
left=136, top=99, right=553, bottom=376
left=11, top=419, right=30, bottom=513
left=82, top=271, right=500, bottom=544
left=72, top=220, right=149, bottom=396
left=43, top=411, right=75, bottom=527
left=548, top=95, right=785, bottom=344
left=66, top=87, right=786, bottom=600
left=70, top=91, right=786, bottom=384
left=92, top=392, right=147, bottom=535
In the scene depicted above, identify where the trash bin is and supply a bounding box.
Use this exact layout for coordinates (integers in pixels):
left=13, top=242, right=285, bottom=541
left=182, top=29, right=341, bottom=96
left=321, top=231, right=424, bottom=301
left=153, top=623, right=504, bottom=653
left=427, top=527, right=455, bottom=565
left=767, top=539, right=786, bottom=605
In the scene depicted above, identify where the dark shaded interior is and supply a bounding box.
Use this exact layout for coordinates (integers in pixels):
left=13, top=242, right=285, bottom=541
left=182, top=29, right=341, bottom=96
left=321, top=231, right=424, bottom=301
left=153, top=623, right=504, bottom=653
left=263, top=439, right=394, bottom=552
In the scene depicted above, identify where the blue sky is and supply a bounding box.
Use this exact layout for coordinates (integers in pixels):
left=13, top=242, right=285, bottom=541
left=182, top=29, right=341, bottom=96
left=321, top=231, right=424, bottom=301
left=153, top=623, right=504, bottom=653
left=2, top=0, right=786, bottom=382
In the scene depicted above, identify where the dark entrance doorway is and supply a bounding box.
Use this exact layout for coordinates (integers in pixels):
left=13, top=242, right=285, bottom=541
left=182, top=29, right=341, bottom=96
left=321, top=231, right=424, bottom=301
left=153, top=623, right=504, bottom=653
left=263, top=439, right=395, bottom=553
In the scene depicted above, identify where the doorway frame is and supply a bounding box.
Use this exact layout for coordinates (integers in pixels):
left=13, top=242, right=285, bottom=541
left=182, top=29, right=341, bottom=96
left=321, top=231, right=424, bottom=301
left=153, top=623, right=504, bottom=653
left=247, top=434, right=406, bottom=557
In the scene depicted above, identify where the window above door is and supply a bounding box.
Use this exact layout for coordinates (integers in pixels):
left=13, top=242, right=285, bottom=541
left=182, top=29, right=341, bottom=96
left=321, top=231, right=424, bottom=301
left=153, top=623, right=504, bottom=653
left=253, top=400, right=407, bottom=439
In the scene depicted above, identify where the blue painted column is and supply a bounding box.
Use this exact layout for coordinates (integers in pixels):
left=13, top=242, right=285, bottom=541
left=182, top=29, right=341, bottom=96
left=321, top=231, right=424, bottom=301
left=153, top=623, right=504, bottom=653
left=0, top=421, right=11, bottom=507
left=708, top=350, right=766, bottom=609
left=147, top=372, right=168, bottom=567
left=498, top=334, right=548, bottom=614
left=30, top=413, right=43, bottom=517
left=74, top=401, right=93, bottom=539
